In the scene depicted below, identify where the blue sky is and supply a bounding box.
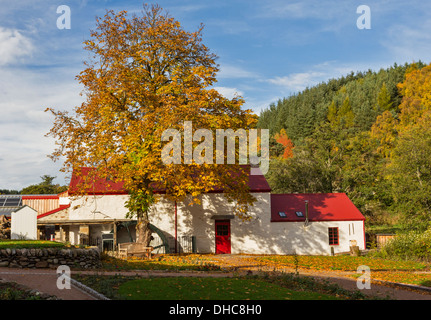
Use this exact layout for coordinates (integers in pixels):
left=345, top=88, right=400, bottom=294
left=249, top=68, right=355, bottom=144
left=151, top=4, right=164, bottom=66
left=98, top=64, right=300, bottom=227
left=1, top=0, right=431, bottom=189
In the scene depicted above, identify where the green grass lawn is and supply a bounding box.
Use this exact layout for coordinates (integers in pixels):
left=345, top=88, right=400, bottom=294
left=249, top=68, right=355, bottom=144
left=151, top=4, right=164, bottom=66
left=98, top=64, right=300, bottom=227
left=73, top=273, right=372, bottom=300
left=100, top=254, right=222, bottom=271
left=117, top=277, right=339, bottom=300
left=0, top=240, right=66, bottom=249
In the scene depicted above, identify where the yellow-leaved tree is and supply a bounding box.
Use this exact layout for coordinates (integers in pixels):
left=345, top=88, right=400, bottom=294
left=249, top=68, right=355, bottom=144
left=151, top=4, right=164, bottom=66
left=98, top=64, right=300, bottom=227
left=45, top=5, right=257, bottom=245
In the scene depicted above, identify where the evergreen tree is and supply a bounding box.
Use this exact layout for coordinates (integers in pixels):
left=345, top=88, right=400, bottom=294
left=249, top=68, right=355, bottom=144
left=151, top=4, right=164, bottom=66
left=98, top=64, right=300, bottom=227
left=260, top=61, right=430, bottom=229
left=377, top=82, right=393, bottom=111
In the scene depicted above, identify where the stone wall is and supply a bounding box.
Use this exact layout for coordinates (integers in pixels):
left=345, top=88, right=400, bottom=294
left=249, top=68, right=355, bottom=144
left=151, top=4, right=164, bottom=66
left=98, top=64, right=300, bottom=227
left=0, top=247, right=101, bottom=269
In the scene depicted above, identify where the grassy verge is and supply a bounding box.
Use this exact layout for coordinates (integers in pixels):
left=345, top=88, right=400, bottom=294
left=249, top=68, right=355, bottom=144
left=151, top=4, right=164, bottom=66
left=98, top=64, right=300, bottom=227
left=73, top=273, right=375, bottom=300
left=0, top=240, right=66, bottom=249
left=257, top=255, right=428, bottom=271
left=100, top=254, right=222, bottom=272
left=117, top=276, right=340, bottom=300
left=367, top=271, right=431, bottom=288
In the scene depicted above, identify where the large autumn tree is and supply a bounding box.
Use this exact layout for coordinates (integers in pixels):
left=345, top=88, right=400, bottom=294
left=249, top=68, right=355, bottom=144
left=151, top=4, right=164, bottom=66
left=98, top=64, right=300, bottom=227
left=46, top=5, right=257, bottom=245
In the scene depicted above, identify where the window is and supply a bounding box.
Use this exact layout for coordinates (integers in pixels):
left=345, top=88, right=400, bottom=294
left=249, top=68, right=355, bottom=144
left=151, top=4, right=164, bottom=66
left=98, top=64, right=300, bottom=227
left=328, top=227, right=339, bottom=245
left=216, top=224, right=229, bottom=236
left=278, top=211, right=287, bottom=218
left=349, top=223, right=355, bottom=235
left=295, top=211, right=304, bottom=217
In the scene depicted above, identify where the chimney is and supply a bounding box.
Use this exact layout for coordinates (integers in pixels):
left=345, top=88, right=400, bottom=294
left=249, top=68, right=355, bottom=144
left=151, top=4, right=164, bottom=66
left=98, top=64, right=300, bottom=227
left=304, top=200, right=309, bottom=226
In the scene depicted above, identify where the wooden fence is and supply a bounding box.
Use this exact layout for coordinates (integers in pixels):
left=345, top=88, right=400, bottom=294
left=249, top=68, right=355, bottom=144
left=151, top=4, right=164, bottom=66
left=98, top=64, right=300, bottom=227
left=376, top=234, right=396, bottom=248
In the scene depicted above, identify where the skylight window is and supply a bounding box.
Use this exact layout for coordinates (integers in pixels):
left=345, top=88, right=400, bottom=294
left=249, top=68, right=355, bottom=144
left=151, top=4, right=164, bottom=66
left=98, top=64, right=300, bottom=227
left=278, top=211, right=286, bottom=218
left=295, top=211, right=304, bottom=217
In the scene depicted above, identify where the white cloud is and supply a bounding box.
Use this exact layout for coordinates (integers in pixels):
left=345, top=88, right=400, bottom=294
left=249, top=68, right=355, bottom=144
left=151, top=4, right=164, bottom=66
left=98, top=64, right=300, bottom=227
left=167, top=4, right=209, bottom=14
left=0, top=27, right=33, bottom=65
left=257, top=0, right=353, bottom=22
left=212, top=86, right=244, bottom=99
left=382, top=20, right=431, bottom=64
left=217, top=64, right=258, bottom=79
left=264, top=60, right=390, bottom=96
left=267, top=71, right=325, bottom=92
left=207, top=19, right=251, bottom=35
left=0, top=66, right=83, bottom=189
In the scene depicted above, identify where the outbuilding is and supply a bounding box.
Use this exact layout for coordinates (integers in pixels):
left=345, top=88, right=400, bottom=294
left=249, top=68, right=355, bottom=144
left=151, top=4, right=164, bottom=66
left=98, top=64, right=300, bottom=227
left=33, top=167, right=366, bottom=256
left=270, top=193, right=366, bottom=255
left=11, top=205, right=38, bottom=240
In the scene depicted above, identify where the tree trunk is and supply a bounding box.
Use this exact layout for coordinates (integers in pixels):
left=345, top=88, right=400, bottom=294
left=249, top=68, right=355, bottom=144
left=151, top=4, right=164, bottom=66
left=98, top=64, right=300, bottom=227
left=136, top=216, right=152, bottom=246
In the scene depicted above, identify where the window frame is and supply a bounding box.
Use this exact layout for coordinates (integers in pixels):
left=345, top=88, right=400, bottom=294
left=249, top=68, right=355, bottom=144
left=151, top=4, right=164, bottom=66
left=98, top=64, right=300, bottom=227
left=328, top=227, right=339, bottom=246
left=295, top=211, right=304, bottom=217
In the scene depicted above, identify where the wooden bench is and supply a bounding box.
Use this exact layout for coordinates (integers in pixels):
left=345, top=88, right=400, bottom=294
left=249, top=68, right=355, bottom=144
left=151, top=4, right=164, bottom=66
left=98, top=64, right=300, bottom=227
left=118, top=242, right=153, bottom=259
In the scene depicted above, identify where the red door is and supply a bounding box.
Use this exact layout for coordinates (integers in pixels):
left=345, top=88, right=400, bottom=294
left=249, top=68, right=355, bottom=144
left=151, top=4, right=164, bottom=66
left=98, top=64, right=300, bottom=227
left=215, top=220, right=231, bottom=254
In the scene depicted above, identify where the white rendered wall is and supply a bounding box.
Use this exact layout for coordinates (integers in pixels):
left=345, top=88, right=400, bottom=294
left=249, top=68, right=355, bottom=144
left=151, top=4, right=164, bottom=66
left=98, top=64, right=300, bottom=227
left=263, top=220, right=365, bottom=255
left=68, top=194, right=130, bottom=221
left=66, top=192, right=365, bottom=255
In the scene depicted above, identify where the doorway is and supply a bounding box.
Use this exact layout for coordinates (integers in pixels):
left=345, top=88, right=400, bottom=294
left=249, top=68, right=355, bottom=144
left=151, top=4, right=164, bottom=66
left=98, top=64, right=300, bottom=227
left=215, top=220, right=231, bottom=254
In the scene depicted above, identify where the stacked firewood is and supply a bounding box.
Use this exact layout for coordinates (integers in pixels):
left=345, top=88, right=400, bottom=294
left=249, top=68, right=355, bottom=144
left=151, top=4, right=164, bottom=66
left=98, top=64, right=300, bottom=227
left=0, top=215, right=10, bottom=239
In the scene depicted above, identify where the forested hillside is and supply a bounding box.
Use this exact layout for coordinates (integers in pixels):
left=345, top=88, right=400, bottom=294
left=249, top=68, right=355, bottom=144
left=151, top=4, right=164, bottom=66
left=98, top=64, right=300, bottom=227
left=258, top=61, right=431, bottom=232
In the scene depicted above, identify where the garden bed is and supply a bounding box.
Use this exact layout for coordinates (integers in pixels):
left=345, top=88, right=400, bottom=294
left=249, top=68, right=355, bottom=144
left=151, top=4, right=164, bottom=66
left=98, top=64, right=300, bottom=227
left=0, top=279, right=57, bottom=300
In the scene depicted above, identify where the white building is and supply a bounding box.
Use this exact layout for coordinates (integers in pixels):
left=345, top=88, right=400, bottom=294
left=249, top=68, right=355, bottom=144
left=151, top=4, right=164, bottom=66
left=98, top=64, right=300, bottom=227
left=35, top=167, right=366, bottom=255
left=11, top=205, right=38, bottom=240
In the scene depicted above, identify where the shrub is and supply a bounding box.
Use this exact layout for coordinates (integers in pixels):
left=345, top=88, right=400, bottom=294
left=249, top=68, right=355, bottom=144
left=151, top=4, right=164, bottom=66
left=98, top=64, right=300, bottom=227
left=0, top=287, right=22, bottom=300
left=376, top=227, right=431, bottom=262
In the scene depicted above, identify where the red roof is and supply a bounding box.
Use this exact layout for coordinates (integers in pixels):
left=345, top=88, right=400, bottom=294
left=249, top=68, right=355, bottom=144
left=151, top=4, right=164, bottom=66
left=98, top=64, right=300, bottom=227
left=22, top=195, right=59, bottom=200
left=69, top=167, right=127, bottom=195
left=271, top=193, right=365, bottom=222
left=69, top=166, right=271, bottom=195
